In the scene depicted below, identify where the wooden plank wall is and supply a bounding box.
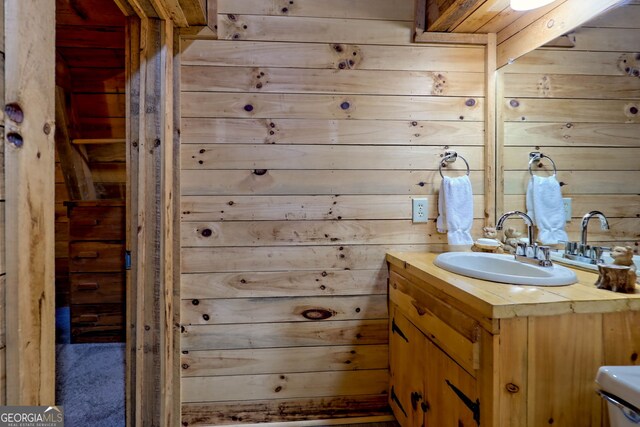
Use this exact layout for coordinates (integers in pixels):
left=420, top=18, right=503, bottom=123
left=500, top=2, right=640, bottom=250
left=0, top=0, right=5, bottom=405
left=179, top=0, right=486, bottom=424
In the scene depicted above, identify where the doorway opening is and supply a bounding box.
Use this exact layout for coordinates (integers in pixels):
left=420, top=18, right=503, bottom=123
left=54, top=0, right=128, bottom=424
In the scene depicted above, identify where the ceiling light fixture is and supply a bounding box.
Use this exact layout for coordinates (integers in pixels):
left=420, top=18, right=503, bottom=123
left=510, top=0, right=555, bottom=11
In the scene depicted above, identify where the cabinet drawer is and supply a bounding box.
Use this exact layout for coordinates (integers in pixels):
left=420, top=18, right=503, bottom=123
left=68, top=205, right=125, bottom=241
left=70, top=273, right=125, bottom=305
left=69, top=242, right=125, bottom=272
left=71, top=303, right=124, bottom=326
left=71, top=325, right=125, bottom=343
left=389, top=270, right=480, bottom=375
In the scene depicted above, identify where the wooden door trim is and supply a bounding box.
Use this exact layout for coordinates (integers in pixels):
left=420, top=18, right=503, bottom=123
left=125, top=13, right=180, bottom=427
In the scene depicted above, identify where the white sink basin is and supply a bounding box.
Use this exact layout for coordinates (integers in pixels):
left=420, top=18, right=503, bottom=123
left=434, top=252, right=578, bottom=286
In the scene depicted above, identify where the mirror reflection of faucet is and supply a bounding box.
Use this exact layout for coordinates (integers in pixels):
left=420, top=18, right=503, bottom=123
left=559, top=211, right=610, bottom=265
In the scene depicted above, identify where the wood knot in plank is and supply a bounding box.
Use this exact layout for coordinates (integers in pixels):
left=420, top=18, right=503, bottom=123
left=505, top=383, right=520, bottom=393
left=301, top=308, right=336, bottom=320
left=618, top=53, right=640, bottom=78
left=4, top=103, right=24, bottom=123
left=411, top=300, right=426, bottom=316
left=538, top=75, right=551, bottom=97
left=6, top=132, right=24, bottom=148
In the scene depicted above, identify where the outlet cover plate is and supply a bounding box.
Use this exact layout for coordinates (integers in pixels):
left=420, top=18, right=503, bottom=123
left=412, top=198, right=428, bottom=223
left=563, top=198, right=572, bottom=222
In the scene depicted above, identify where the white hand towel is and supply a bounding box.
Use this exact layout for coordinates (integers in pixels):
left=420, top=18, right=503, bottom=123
left=436, top=175, right=474, bottom=245
left=526, top=175, right=569, bottom=245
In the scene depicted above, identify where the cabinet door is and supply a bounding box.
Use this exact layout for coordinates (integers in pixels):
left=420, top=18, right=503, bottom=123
left=424, top=336, right=479, bottom=427
left=389, top=305, right=427, bottom=427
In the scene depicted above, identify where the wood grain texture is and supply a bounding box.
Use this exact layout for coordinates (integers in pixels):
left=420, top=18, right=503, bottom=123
left=181, top=345, right=389, bottom=377
left=181, top=170, right=485, bottom=196
left=503, top=50, right=629, bottom=76
left=181, top=118, right=485, bottom=146
left=181, top=295, right=388, bottom=325
left=4, top=0, right=55, bottom=405
left=182, top=370, right=389, bottom=403
left=180, top=195, right=486, bottom=221
left=603, top=311, right=640, bottom=366
left=181, top=320, right=389, bottom=351
left=502, top=98, right=639, bottom=123
left=218, top=0, right=413, bottom=21
left=124, top=17, right=139, bottom=427
left=496, top=0, right=622, bottom=67
left=180, top=219, right=485, bottom=247
left=503, top=122, right=640, bottom=147
left=504, top=146, right=640, bottom=170
left=527, top=314, right=603, bottom=426
left=182, top=245, right=437, bottom=273
left=182, top=66, right=484, bottom=96
left=181, top=269, right=388, bottom=299
left=181, top=92, right=484, bottom=121
left=181, top=395, right=391, bottom=425
left=181, top=40, right=485, bottom=72
left=503, top=171, right=640, bottom=194
left=181, top=145, right=484, bottom=170
left=503, top=73, right=640, bottom=99
left=217, top=15, right=414, bottom=46
left=179, top=2, right=487, bottom=422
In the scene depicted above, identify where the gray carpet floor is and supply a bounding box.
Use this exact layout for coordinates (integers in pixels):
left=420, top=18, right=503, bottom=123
left=56, top=307, right=125, bottom=427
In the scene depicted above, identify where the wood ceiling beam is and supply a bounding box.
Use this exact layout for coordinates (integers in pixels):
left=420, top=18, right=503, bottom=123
left=426, top=0, right=487, bottom=32
left=113, top=0, right=136, bottom=16
left=178, top=0, right=207, bottom=26
left=119, top=0, right=206, bottom=26
left=497, top=0, right=625, bottom=68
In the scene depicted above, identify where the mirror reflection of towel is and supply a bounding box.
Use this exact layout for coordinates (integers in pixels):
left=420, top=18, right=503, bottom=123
left=526, top=175, right=569, bottom=244
left=436, top=175, right=474, bottom=245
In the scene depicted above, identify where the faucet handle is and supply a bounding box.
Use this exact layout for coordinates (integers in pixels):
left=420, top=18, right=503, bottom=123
left=590, top=246, right=605, bottom=263
left=561, top=241, right=577, bottom=255
left=516, top=242, right=528, bottom=256
left=537, top=246, right=551, bottom=262
left=577, top=243, right=590, bottom=257
left=558, top=240, right=577, bottom=255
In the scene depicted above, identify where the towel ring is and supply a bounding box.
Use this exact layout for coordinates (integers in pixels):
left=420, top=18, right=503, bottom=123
left=439, top=151, right=470, bottom=178
left=528, top=152, right=557, bottom=176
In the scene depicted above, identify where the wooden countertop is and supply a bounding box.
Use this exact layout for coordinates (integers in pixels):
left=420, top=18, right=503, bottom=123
left=387, top=252, right=640, bottom=320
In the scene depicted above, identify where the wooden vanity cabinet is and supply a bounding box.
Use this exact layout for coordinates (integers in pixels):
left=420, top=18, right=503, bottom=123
left=390, top=305, right=479, bottom=427
left=387, top=252, right=640, bottom=427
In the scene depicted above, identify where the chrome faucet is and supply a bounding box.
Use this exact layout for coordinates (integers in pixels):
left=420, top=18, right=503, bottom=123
left=496, top=210, right=534, bottom=246
left=581, top=210, right=610, bottom=246
left=496, top=211, right=552, bottom=267
left=560, top=211, right=610, bottom=265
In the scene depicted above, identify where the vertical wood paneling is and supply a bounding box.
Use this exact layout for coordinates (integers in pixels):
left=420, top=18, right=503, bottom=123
left=179, top=1, right=486, bottom=424
left=4, top=0, right=55, bottom=405
left=0, top=0, right=6, bottom=405
left=500, top=3, right=640, bottom=249
left=133, top=17, right=179, bottom=427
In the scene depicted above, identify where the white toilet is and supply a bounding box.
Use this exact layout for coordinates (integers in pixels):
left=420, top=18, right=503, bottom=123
left=596, top=366, right=640, bottom=426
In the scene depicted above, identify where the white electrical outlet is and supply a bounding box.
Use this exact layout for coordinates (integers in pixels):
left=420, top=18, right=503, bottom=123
left=563, top=198, right=572, bottom=222
left=412, top=198, right=428, bottom=223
